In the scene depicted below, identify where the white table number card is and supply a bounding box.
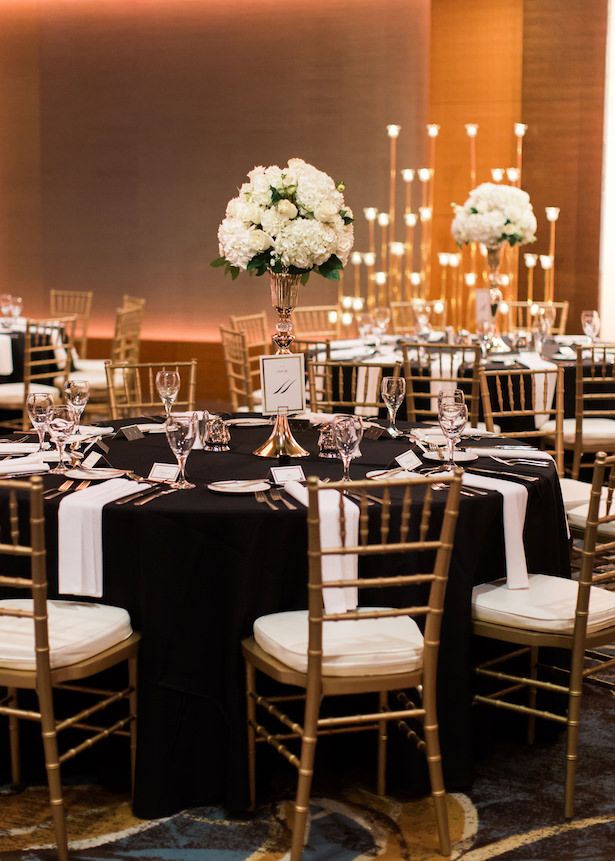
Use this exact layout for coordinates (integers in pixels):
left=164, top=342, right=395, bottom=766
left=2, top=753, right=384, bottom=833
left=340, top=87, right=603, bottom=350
left=475, top=287, right=493, bottom=325
left=260, top=354, right=306, bottom=416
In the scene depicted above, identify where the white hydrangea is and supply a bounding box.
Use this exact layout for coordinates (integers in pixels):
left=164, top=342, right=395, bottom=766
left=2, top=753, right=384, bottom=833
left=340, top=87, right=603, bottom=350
left=451, top=182, right=537, bottom=248
left=217, top=158, right=354, bottom=277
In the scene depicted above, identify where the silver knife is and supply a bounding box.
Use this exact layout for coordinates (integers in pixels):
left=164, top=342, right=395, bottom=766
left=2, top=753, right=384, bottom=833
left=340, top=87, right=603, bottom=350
left=134, top=487, right=180, bottom=506
left=467, top=467, right=539, bottom=482
left=114, top=483, right=163, bottom=505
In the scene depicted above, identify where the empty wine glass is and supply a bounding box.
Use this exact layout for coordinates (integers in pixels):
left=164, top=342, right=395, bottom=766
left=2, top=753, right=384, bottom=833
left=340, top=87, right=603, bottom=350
left=581, top=310, right=600, bottom=344
left=413, top=300, right=432, bottom=337
left=372, top=307, right=391, bottom=349
left=477, top=320, right=496, bottom=359
left=356, top=311, right=374, bottom=342
left=47, top=406, right=76, bottom=474
left=381, top=376, right=406, bottom=438
left=10, top=296, right=22, bottom=322
left=165, top=412, right=198, bottom=488
left=156, top=370, right=181, bottom=417
left=26, top=392, right=54, bottom=452
left=437, top=388, right=465, bottom=411
left=438, top=402, right=468, bottom=472
left=333, top=414, right=364, bottom=482
left=64, top=379, right=89, bottom=434
left=0, top=294, right=12, bottom=330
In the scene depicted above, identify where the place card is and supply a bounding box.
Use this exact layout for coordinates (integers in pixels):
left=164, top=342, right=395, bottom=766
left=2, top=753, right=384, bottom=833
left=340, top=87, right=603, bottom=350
left=147, top=462, right=180, bottom=482
left=259, top=354, right=306, bottom=416
left=270, top=465, right=306, bottom=484
left=121, top=424, right=145, bottom=441
left=82, top=452, right=102, bottom=469
left=394, top=449, right=422, bottom=472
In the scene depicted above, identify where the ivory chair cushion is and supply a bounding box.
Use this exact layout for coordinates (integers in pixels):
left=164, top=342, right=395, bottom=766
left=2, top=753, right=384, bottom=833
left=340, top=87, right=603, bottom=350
left=0, top=382, right=58, bottom=407
left=254, top=608, right=423, bottom=677
left=541, top=417, right=615, bottom=445
left=0, top=599, right=133, bottom=670
left=472, top=574, right=615, bottom=634
left=559, top=477, right=594, bottom=512
left=567, top=498, right=615, bottom=537
left=55, top=361, right=123, bottom=391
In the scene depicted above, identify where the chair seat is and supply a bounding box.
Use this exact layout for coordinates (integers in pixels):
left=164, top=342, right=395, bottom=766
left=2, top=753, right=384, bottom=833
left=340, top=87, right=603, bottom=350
left=559, top=477, right=594, bottom=512
left=0, top=599, right=133, bottom=670
left=472, top=573, right=615, bottom=634
left=542, top=417, right=615, bottom=445
left=0, top=382, right=58, bottom=407
left=567, top=497, right=615, bottom=537
left=253, top=608, right=423, bottom=677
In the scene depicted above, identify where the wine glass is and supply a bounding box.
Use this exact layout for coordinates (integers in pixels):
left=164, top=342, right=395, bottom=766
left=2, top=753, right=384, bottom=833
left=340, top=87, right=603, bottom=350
left=356, top=311, right=374, bottom=342
left=477, top=320, right=495, bottom=359
left=581, top=310, right=600, bottom=344
left=10, top=296, right=23, bottom=322
left=0, top=294, right=12, bottom=330
left=333, top=414, right=364, bottom=482
left=372, top=307, right=391, bottom=349
left=47, top=406, right=76, bottom=474
left=437, top=388, right=465, bottom=411
left=541, top=304, right=556, bottom=336
left=381, top=376, right=406, bottom=438
left=165, top=412, right=198, bottom=489
left=438, top=402, right=468, bottom=472
left=26, top=392, right=54, bottom=452
left=64, top=379, right=89, bottom=434
left=156, top=370, right=181, bottom=417
left=414, top=301, right=432, bottom=338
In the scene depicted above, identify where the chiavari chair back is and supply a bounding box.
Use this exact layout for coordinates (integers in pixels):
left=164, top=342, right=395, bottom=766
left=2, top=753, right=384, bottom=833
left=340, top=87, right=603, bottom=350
left=105, top=359, right=197, bottom=419
left=111, top=304, right=145, bottom=364
left=229, top=311, right=270, bottom=349
left=220, top=325, right=262, bottom=412
left=242, top=470, right=463, bottom=859
left=306, top=358, right=401, bottom=416
left=391, top=299, right=448, bottom=334
left=292, top=305, right=339, bottom=340
left=0, top=476, right=140, bottom=861
left=472, top=451, right=615, bottom=819
left=400, top=342, right=481, bottom=427
left=479, top=365, right=564, bottom=474
left=122, top=294, right=147, bottom=311
left=49, top=290, right=93, bottom=359
left=509, top=300, right=569, bottom=335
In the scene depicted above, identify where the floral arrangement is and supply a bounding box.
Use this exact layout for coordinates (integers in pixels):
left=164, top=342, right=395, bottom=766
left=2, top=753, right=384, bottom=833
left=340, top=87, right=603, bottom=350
left=212, top=158, right=354, bottom=283
left=451, top=182, right=537, bottom=249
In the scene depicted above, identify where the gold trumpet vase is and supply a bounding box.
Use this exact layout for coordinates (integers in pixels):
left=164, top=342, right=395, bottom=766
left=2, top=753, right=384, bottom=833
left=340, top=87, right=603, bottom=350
left=485, top=245, right=508, bottom=353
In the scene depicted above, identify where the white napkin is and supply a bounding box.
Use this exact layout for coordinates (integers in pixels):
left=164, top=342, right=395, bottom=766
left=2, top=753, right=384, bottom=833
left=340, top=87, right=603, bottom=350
left=462, top=472, right=529, bottom=589
left=135, top=423, right=167, bottom=434
left=284, top=481, right=359, bottom=613
left=58, top=478, right=151, bottom=597
left=73, top=425, right=115, bottom=439
left=0, top=334, right=13, bottom=376
left=518, top=352, right=558, bottom=429
left=0, top=456, right=49, bottom=475
left=465, top=448, right=553, bottom=461
left=0, top=443, right=41, bottom=454
left=329, top=346, right=374, bottom=361
left=354, top=366, right=380, bottom=418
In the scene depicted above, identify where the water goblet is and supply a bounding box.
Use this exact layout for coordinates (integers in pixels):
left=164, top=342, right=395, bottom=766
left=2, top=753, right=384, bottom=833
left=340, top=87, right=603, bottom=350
left=372, top=307, right=391, bottom=349
left=10, top=296, right=22, bottom=322
left=356, top=312, right=374, bottom=342
left=26, top=392, right=54, bottom=452
left=0, top=294, right=12, bottom=330
left=156, top=370, right=181, bottom=418
left=333, top=414, right=364, bottom=482
left=438, top=402, right=468, bottom=472
left=581, top=310, right=600, bottom=344
left=47, top=406, right=76, bottom=474
left=381, top=376, right=406, bottom=438
left=64, top=379, right=89, bottom=434
left=437, top=388, right=465, bottom=411
left=165, top=411, right=198, bottom=489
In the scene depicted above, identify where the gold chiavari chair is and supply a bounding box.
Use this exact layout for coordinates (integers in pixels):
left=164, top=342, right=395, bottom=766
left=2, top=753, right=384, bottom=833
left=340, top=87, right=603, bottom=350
left=291, top=305, right=339, bottom=340
left=391, top=299, right=448, bottom=335
left=307, top=358, right=401, bottom=416
left=0, top=476, right=140, bottom=861
left=121, top=294, right=147, bottom=311
left=105, top=359, right=197, bottom=420
left=479, top=365, right=565, bottom=474
left=229, top=310, right=270, bottom=349
left=400, top=342, right=482, bottom=427
left=220, top=326, right=262, bottom=412
left=472, top=451, right=615, bottom=819
left=541, top=343, right=615, bottom=480
left=509, top=300, right=569, bottom=335
left=0, top=316, right=76, bottom=430
left=242, top=470, right=463, bottom=860
left=49, top=289, right=93, bottom=359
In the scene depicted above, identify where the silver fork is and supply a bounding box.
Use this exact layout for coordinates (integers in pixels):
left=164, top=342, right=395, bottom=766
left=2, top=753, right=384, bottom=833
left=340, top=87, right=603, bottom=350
left=43, top=480, right=74, bottom=499
left=488, top=455, right=549, bottom=468
left=255, top=490, right=279, bottom=511
left=269, top=487, right=297, bottom=510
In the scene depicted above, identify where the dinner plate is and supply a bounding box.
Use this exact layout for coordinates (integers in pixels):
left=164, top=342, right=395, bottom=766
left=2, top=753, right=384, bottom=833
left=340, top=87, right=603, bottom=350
left=207, top=479, right=271, bottom=494
left=423, top=451, right=478, bottom=463
left=226, top=418, right=272, bottom=427
left=65, top=467, right=127, bottom=480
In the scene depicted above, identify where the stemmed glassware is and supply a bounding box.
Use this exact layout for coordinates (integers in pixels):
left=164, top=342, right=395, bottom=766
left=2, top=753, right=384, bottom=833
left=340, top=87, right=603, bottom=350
left=10, top=296, right=22, bottom=323
left=47, top=406, right=76, bottom=474
left=333, top=414, right=364, bottom=482
left=64, top=380, right=90, bottom=434
left=438, top=388, right=465, bottom=411
left=581, top=310, right=600, bottom=344
left=165, top=412, right=198, bottom=489
left=381, top=376, right=406, bottom=438
left=372, top=307, right=391, bottom=349
left=438, top=401, right=468, bottom=472
left=26, top=393, right=54, bottom=452
left=0, top=294, right=12, bottom=330
left=156, top=370, right=181, bottom=418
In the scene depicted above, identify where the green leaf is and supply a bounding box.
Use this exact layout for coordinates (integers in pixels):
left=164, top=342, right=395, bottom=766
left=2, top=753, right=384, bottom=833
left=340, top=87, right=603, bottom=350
left=210, top=256, right=227, bottom=268
left=270, top=186, right=283, bottom=204
left=300, top=272, right=310, bottom=285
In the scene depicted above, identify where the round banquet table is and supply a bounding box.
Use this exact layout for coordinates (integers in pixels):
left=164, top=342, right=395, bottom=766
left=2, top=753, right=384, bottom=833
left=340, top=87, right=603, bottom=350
left=35, top=417, right=570, bottom=818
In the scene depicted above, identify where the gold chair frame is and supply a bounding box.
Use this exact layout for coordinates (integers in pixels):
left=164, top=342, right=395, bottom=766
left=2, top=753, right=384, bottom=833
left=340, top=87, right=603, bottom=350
left=567, top=343, right=615, bottom=479
left=391, top=299, right=448, bottom=334
left=229, top=311, right=270, bottom=349
left=121, top=294, right=147, bottom=311
left=508, top=300, right=569, bottom=335
left=0, top=476, right=139, bottom=861
left=307, top=358, right=402, bottom=414
left=473, top=451, right=615, bottom=819
left=220, top=326, right=261, bottom=412
left=105, top=359, right=197, bottom=420
left=242, top=471, right=463, bottom=859
left=50, top=290, right=93, bottom=359
left=291, top=305, right=339, bottom=340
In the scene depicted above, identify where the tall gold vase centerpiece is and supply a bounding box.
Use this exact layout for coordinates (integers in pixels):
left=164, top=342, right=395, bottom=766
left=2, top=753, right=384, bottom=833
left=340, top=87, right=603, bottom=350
left=451, top=182, right=538, bottom=353
left=213, top=157, right=354, bottom=457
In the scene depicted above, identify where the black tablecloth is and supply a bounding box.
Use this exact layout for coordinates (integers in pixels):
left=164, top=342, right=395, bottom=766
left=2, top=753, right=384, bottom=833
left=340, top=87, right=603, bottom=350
left=33, top=419, right=570, bottom=818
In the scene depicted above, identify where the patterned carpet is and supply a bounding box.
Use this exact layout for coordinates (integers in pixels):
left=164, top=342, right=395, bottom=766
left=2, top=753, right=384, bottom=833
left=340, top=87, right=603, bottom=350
left=1, top=680, right=614, bottom=861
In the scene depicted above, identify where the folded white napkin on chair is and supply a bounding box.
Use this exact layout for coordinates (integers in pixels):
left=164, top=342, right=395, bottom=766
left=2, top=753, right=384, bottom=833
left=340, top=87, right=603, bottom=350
left=284, top=481, right=359, bottom=613
left=518, top=352, right=558, bottom=429
left=429, top=351, right=463, bottom=413
left=0, top=334, right=13, bottom=376
left=462, top=472, right=529, bottom=589
left=58, top=477, right=150, bottom=597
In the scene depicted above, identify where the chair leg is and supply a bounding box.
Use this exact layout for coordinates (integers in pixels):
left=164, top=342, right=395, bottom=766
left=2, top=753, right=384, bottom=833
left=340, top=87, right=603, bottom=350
left=423, top=715, right=451, bottom=857
left=245, top=661, right=257, bottom=811
left=290, top=693, right=320, bottom=861
left=38, top=701, right=68, bottom=861
left=128, top=655, right=138, bottom=797
left=571, top=448, right=581, bottom=481
left=527, top=647, right=538, bottom=745
left=564, top=657, right=585, bottom=820
left=377, top=691, right=388, bottom=796
left=7, top=687, right=21, bottom=786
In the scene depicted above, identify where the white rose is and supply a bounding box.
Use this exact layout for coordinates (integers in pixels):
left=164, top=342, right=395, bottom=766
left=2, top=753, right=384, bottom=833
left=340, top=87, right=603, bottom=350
left=313, top=202, right=339, bottom=222
left=248, top=229, right=272, bottom=253
left=277, top=199, right=298, bottom=219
